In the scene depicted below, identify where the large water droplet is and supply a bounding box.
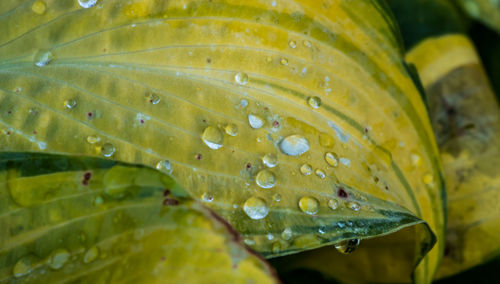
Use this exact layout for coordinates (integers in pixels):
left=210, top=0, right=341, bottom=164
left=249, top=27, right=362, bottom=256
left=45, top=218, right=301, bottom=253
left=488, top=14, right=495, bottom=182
left=32, top=1, right=46, bottom=14
left=83, top=246, right=99, bottom=264
left=34, top=50, right=53, bottom=67
left=156, top=160, right=172, bottom=174
left=280, top=135, right=310, bottom=156
left=243, top=197, right=269, bottom=220
left=78, top=0, right=97, bottom=8
left=300, top=164, right=313, bottom=176
left=288, top=40, right=297, bottom=48
left=48, top=248, right=70, bottom=270
left=235, top=72, right=249, bottom=85
left=347, top=201, right=361, bottom=211
left=101, top=143, right=115, bottom=157
left=281, top=228, right=293, bottom=240
left=335, top=239, right=360, bottom=254
left=224, top=123, right=238, bottom=136
left=328, top=199, right=339, bottom=210
left=298, top=196, right=320, bottom=215
left=13, top=256, right=35, bottom=278
left=255, top=170, right=276, bottom=189
left=307, top=96, right=322, bottom=109
left=201, top=126, right=223, bottom=150
left=248, top=114, right=265, bottom=129
left=262, top=153, right=278, bottom=168
left=325, top=152, right=338, bottom=167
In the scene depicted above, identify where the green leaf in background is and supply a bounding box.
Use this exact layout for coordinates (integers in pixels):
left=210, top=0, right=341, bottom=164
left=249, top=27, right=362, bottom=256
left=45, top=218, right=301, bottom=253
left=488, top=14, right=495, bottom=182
left=0, top=152, right=278, bottom=283
left=456, top=0, right=500, bottom=34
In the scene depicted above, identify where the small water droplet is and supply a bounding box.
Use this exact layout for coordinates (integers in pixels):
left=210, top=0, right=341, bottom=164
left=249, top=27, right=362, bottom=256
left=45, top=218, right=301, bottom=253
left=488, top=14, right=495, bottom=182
left=48, top=248, right=70, bottom=270
left=328, top=199, right=339, bottom=210
left=13, top=256, right=35, bottom=278
left=262, top=153, right=278, bottom=168
left=347, top=201, right=361, bottom=211
left=78, top=0, right=97, bottom=8
left=64, top=99, right=77, bottom=109
left=243, top=196, right=269, bottom=220
left=267, top=233, right=275, bottom=240
left=34, top=50, right=53, bottom=67
left=315, top=169, right=326, bottom=179
left=202, top=192, right=214, bottom=202
left=288, top=40, right=297, bottom=48
left=280, top=58, right=289, bottom=65
left=307, top=96, right=321, bottom=109
left=303, top=40, right=312, bottom=48
left=93, top=195, right=104, bottom=206
left=224, top=123, right=238, bottom=136
left=235, top=72, right=249, bottom=85
left=319, top=133, right=335, bottom=148
left=273, top=193, right=281, bottom=202
left=255, top=170, right=276, bottom=189
left=410, top=152, right=421, bottom=166
left=86, top=135, right=100, bottom=144
left=318, top=226, right=326, bottom=234
left=201, top=126, right=223, bottom=150
left=147, top=93, right=161, bottom=105
left=265, top=56, right=273, bottom=63
left=101, top=143, right=115, bottom=157
left=83, top=246, right=99, bottom=264
left=325, top=152, right=338, bottom=167
left=32, top=1, right=46, bottom=14
left=248, top=114, right=265, bottom=129
left=298, top=196, right=320, bottom=215
left=272, top=242, right=283, bottom=253
left=156, top=160, right=172, bottom=174
left=335, top=239, right=360, bottom=254
left=423, top=174, right=434, bottom=185
left=281, top=228, right=293, bottom=240
left=300, top=164, right=313, bottom=176
left=280, top=135, right=310, bottom=156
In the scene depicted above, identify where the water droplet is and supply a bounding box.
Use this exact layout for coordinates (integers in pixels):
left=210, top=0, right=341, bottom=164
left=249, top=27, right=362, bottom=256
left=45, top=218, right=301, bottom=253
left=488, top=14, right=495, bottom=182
left=423, top=174, right=434, bottom=185
left=101, top=143, right=115, bottom=157
left=280, top=135, right=310, bottom=156
left=315, top=169, right=326, bottom=179
left=243, top=197, right=269, bottom=220
left=147, top=93, right=161, bottom=105
left=319, top=133, right=335, bottom=148
left=64, top=99, right=77, bottom=109
left=335, top=239, right=360, bottom=254
left=255, top=170, right=276, bottom=189
left=325, top=152, right=338, bottom=167
left=201, top=126, right=223, bottom=150
left=307, top=96, right=321, bottom=109
left=93, top=195, right=104, bottom=206
left=273, top=193, right=281, bottom=202
left=267, top=233, right=275, bottom=240
left=410, top=152, right=421, bottom=166
left=156, top=160, right=172, bottom=174
left=318, top=226, right=326, bottom=234
left=83, top=246, right=99, bottom=264
left=13, top=256, right=35, bottom=278
left=272, top=242, right=283, bottom=253
left=288, top=40, right=297, bottom=48
left=265, top=56, right=273, bottom=63
left=224, top=123, right=238, bottom=136
left=48, top=248, right=70, bottom=270
left=78, top=0, right=97, bottom=8
left=202, top=192, right=214, bottom=202
left=281, top=228, right=293, bottom=240
left=303, top=40, right=312, bottom=48
left=32, top=1, right=46, bottom=14
left=262, top=153, right=278, bottom=168
left=248, top=114, right=265, bottom=129
left=328, top=199, right=339, bottom=210
left=300, top=164, right=313, bottom=176
left=235, top=72, right=249, bottom=85
left=86, top=135, right=100, bottom=144
left=347, top=201, right=361, bottom=211
left=298, top=196, right=320, bottom=215
left=34, top=50, right=53, bottom=67
left=280, top=58, right=289, bottom=65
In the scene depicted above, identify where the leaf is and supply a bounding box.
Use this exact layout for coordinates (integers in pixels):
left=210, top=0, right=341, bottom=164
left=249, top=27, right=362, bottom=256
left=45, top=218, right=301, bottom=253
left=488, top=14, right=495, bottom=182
left=406, top=34, right=500, bottom=278
left=456, top=0, right=500, bottom=34
left=0, top=152, right=278, bottom=283
left=0, top=1, right=445, bottom=282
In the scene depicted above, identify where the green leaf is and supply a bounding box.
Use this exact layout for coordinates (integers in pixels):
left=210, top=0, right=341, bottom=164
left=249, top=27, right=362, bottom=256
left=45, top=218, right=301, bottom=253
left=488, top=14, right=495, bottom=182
left=0, top=152, right=278, bottom=283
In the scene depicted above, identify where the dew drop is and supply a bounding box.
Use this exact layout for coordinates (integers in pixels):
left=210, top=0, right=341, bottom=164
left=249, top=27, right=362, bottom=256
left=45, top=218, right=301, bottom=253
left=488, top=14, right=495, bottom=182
left=101, top=143, right=115, bottom=157
left=280, top=58, right=289, bottom=65
left=280, top=135, right=310, bottom=156
left=262, top=153, right=278, bottom=168
left=307, top=96, right=322, bottom=109
left=243, top=196, right=269, bottom=220
left=328, top=199, right=339, bottom=210
left=147, top=93, right=161, bottom=105
left=410, top=152, right=421, bottom=166
left=272, top=242, right=283, bottom=253
left=335, top=239, right=360, bottom=254
left=300, top=164, right=313, bottom=176
left=248, top=114, right=265, bottom=129
left=298, top=196, right=320, bottom=215
left=273, top=193, right=281, bottom=202
left=64, top=99, right=77, bottom=109
left=32, top=1, right=46, bottom=14
left=265, top=56, right=273, bottom=63
left=202, top=192, right=214, bottom=202
left=288, top=40, right=297, bottom=48
left=281, top=228, right=293, bottom=240
left=48, top=248, right=70, bottom=270
left=347, top=201, right=361, bottom=211
left=34, top=50, right=53, bottom=67
left=318, top=226, right=326, bottom=234
left=93, top=195, right=104, bottom=206
left=319, top=132, right=335, bottom=148
left=78, top=0, right=97, bottom=8
left=423, top=174, right=434, bottom=185
left=156, top=160, right=172, bottom=174
left=86, top=135, right=100, bottom=144
left=234, top=72, right=249, bottom=85
left=83, top=246, right=99, bottom=264
left=13, top=256, right=35, bottom=278
left=315, top=169, right=326, bottom=179
left=303, top=40, right=312, bottom=48
left=255, top=169, right=276, bottom=189
left=201, top=126, right=223, bottom=150
left=224, top=123, right=238, bottom=136
left=325, top=152, right=338, bottom=167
